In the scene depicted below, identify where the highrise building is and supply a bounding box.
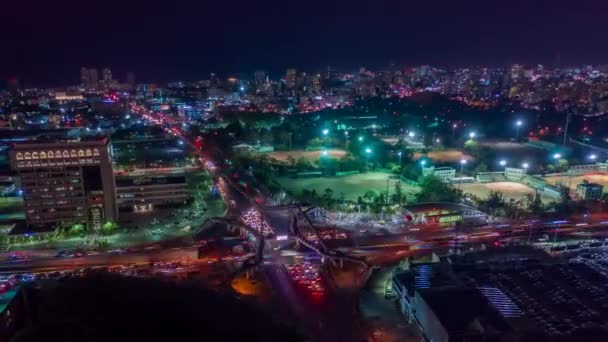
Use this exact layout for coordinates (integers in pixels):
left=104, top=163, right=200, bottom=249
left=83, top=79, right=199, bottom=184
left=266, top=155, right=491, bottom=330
left=254, top=70, right=266, bottom=85
left=102, top=68, right=112, bottom=82
left=80, top=67, right=90, bottom=86
left=286, top=68, right=297, bottom=89
left=89, top=68, right=99, bottom=86
left=10, top=137, right=117, bottom=231
left=126, top=72, right=136, bottom=89
left=80, top=67, right=100, bottom=89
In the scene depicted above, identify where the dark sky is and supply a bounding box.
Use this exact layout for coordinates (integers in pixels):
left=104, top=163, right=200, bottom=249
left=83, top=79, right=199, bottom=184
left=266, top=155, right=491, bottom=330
left=1, top=0, right=607, bottom=86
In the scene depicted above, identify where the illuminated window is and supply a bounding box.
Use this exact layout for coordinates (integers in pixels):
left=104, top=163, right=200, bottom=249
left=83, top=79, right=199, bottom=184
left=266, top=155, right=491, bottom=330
left=70, top=150, right=77, bottom=158
left=93, top=148, right=100, bottom=156
left=47, top=151, right=54, bottom=158
left=16, top=152, right=23, bottom=160
left=78, top=149, right=85, bottom=157
left=40, top=151, right=47, bottom=159
left=86, top=149, right=92, bottom=157
left=62, top=150, right=70, bottom=158
left=24, top=152, right=32, bottom=160
left=32, top=152, right=39, bottom=159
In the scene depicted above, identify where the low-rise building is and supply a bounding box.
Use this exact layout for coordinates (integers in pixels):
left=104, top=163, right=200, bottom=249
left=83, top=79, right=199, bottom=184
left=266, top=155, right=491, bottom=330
left=422, top=166, right=456, bottom=183
left=115, top=170, right=189, bottom=213
left=577, top=180, right=603, bottom=200
left=402, top=202, right=487, bottom=225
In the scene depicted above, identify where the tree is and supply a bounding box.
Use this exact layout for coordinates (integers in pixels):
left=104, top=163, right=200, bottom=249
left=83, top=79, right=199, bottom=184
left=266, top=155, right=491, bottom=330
left=70, top=223, right=85, bottom=237
left=415, top=176, right=463, bottom=203
left=322, top=188, right=334, bottom=208
left=481, top=191, right=506, bottom=216
left=295, top=158, right=313, bottom=172
left=525, top=191, right=544, bottom=217
left=474, top=162, right=489, bottom=174
left=392, top=180, right=404, bottom=205
left=555, top=186, right=572, bottom=215
left=102, top=221, right=119, bottom=235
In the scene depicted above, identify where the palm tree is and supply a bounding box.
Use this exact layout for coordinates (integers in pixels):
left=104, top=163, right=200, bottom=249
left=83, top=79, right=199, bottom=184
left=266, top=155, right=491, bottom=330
left=322, top=188, right=334, bottom=208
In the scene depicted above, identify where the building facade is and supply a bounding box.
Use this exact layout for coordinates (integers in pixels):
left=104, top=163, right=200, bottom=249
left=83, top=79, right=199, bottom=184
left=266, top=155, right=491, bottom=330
left=9, top=137, right=117, bottom=231
left=577, top=181, right=603, bottom=200
left=422, top=166, right=456, bottom=183
left=115, top=171, right=189, bottom=213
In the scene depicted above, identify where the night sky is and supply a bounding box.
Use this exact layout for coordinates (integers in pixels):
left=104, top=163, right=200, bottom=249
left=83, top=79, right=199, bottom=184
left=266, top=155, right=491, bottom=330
left=1, top=0, right=607, bottom=86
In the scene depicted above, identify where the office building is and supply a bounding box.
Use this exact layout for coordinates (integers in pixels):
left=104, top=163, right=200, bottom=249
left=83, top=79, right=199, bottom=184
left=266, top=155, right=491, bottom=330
left=9, top=137, right=117, bottom=231
left=286, top=68, right=297, bottom=89
left=115, top=169, right=189, bottom=213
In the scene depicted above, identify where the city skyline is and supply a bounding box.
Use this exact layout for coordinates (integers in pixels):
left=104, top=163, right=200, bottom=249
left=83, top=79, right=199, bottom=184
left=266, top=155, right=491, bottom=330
left=2, top=0, right=608, bottom=85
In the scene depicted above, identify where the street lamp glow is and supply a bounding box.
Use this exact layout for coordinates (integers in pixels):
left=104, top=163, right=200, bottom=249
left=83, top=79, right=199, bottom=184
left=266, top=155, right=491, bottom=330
left=522, top=162, right=529, bottom=169
left=408, top=131, right=415, bottom=138
left=358, top=136, right=364, bottom=142
left=322, top=150, right=328, bottom=156
left=460, top=159, right=467, bottom=165
left=589, top=154, right=597, bottom=160
left=322, top=129, right=329, bottom=136
left=420, top=160, right=427, bottom=166
left=365, top=148, right=372, bottom=154
left=397, top=152, right=402, bottom=156
left=516, top=120, right=523, bottom=127
left=499, top=159, right=507, bottom=167
left=469, top=132, right=476, bottom=139
left=553, top=153, right=562, bottom=160
left=435, top=138, right=441, bottom=143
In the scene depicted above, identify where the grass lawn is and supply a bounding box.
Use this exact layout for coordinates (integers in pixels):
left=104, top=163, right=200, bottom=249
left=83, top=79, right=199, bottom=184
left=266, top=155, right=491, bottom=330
left=277, top=171, right=419, bottom=201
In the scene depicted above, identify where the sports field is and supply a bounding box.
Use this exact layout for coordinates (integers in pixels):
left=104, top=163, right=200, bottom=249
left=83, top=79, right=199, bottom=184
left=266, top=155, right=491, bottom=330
left=277, top=172, right=419, bottom=200
left=267, top=149, right=348, bottom=163
left=460, top=181, right=556, bottom=204
left=544, top=172, right=608, bottom=193
left=413, top=150, right=474, bottom=163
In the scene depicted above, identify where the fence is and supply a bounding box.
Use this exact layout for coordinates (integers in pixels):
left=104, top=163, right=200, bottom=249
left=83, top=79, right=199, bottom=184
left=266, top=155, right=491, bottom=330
left=476, top=172, right=506, bottom=183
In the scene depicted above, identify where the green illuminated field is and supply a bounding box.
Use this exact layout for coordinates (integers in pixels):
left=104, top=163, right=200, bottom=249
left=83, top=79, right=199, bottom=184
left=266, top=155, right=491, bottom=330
left=277, top=172, right=419, bottom=200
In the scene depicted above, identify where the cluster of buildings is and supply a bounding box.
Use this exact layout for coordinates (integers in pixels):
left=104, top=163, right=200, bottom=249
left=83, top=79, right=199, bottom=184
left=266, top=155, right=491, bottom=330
left=4, top=63, right=608, bottom=132
left=2, top=134, right=191, bottom=233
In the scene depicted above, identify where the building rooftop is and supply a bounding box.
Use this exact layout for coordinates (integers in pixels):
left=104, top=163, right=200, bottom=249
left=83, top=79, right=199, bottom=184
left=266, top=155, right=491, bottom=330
left=11, top=136, right=108, bottom=149
left=417, top=286, right=512, bottom=338
left=403, top=202, right=480, bottom=214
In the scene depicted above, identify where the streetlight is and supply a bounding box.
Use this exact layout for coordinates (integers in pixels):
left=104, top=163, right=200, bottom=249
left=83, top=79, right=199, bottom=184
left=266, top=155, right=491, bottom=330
left=358, top=136, right=364, bottom=142
left=322, top=150, right=328, bottom=157
left=452, top=123, right=457, bottom=139
left=459, top=159, right=467, bottom=186
left=499, top=159, right=507, bottom=167
left=364, top=148, right=372, bottom=170
left=522, top=162, right=530, bottom=170
left=322, top=129, right=329, bottom=136
left=553, top=153, right=562, bottom=160
left=515, top=120, right=523, bottom=140
left=469, top=132, right=476, bottom=139
left=589, top=154, right=597, bottom=161
left=408, top=131, right=415, bottom=138
left=397, top=151, right=402, bottom=164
